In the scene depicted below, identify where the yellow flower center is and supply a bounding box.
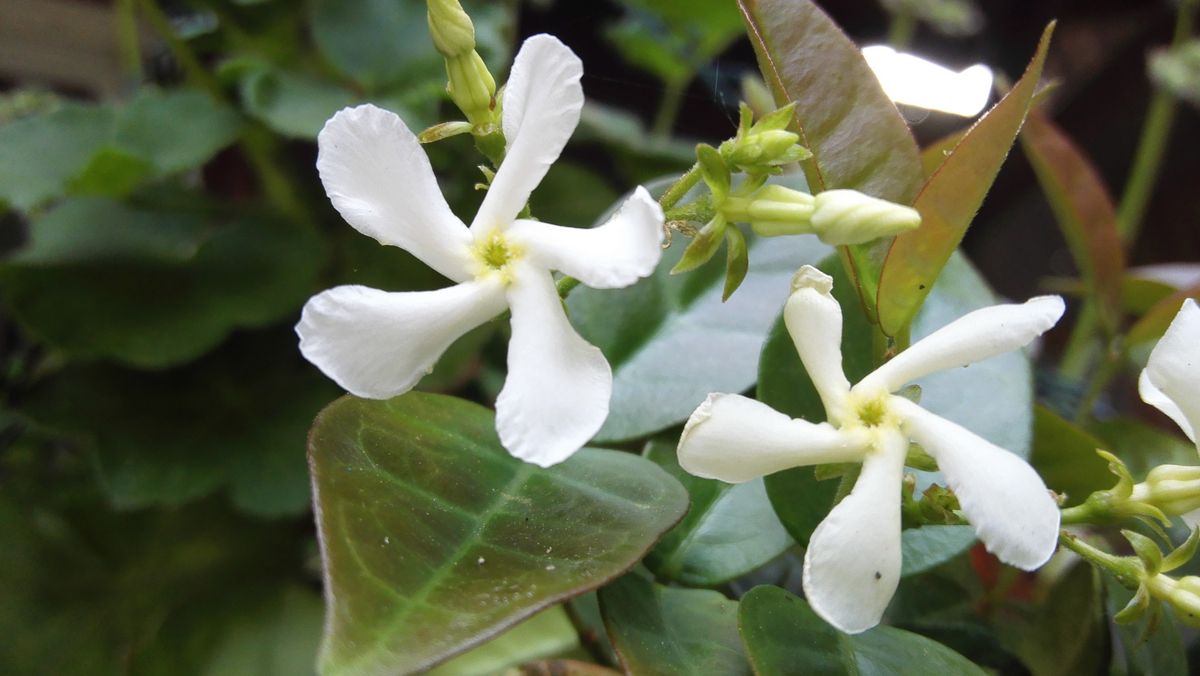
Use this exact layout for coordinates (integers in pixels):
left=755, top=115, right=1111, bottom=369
left=841, top=390, right=898, bottom=431
left=470, top=230, right=522, bottom=282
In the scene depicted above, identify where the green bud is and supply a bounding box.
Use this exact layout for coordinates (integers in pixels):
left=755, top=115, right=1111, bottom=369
left=809, top=189, right=922, bottom=245
left=1148, top=574, right=1200, bottom=628
left=751, top=102, right=796, bottom=133
left=445, top=50, right=497, bottom=128
left=427, top=0, right=476, bottom=58
left=725, top=184, right=815, bottom=236
left=1131, top=464, right=1200, bottom=518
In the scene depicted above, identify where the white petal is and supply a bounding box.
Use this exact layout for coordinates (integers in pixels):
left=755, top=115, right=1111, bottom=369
left=297, top=281, right=505, bottom=399
left=858, top=295, right=1065, bottom=394
left=803, top=431, right=907, bottom=634
left=1142, top=299, right=1200, bottom=445
left=471, top=35, right=583, bottom=234
left=895, top=399, right=1060, bottom=570
left=317, top=105, right=473, bottom=282
left=496, top=263, right=611, bottom=467
left=676, top=393, right=869, bottom=484
left=784, top=266, right=852, bottom=419
left=506, top=187, right=665, bottom=288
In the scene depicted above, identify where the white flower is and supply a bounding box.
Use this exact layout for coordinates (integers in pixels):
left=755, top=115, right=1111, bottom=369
left=296, top=35, right=665, bottom=467
left=676, top=265, right=1063, bottom=633
left=1139, top=299, right=1200, bottom=448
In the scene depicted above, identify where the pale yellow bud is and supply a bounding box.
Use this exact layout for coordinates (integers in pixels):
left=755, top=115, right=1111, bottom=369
left=427, top=0, right=476, bottom=58
left=809, top=189, right=921, bottom=246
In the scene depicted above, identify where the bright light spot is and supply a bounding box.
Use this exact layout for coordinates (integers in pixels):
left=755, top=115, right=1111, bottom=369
left=862, top=45, right=993, bottom=117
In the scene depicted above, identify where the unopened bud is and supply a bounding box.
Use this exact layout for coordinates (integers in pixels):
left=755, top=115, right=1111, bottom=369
left=809, top=189, right=921, bottom=245
left=1149, top=574, right=1200, bottom=627
left=1131, top=465, right=1200, bottom=518
left=726, top=184, right=815, bottom=237
left=427, top=0, right=476, bottom=58
left=445, top=51, right=497, bottom=127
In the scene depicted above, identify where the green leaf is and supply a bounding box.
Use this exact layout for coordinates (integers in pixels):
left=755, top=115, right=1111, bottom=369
left=237, top=64, right=358, bottom=139
left=876, top=24, right=1054, bottom=337
left=21, top=332, right=338, bottom=516
left=1020, top=106, right=1124, bottom=330
left=599, top=572, right=751, bottom=674
left=198, top=586, right=324, bottom=676
left=112, top=88, right=241, bottom=176
left=643, top=440, right=792, bottom=586
left=996, top=562, right=1104, bottom=676
left=900, top=526, right=977, bottom=577
left=1106, top=576, right=1187, bottom=676
left=0, top=103, right=113, bottom=211
left=308, top=0, right=437, bottom=91
left=568, top=177, right=830, bottom=443
left=427, top=607, right=578, bottom=676
left=1091, top=417, right=1196, bottom=478
left=1029, top=405, right=1112, bottom=507
left=760, top=253, right=1034, bottom=547
left=0, top=199, right=324, bottom=368
left=737, top=586, right=857, bottom=674
left=308, top=392, right=688, bottom=675
left=738, top=586, right=985, bottom=674
left=736, top=0, right=922, bottom=202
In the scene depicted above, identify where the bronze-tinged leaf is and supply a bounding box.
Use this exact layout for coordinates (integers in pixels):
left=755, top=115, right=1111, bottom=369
left=1020, top=107, right=1125, bottom=331
left=877, top=23, right=1055, bottom=337
left=308, top=393, right=688, bottom=675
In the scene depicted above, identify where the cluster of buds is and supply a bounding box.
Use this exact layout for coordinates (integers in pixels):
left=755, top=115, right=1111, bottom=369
left=420, top=0, right=504, bottom=160
left=1061, top=451, right=1200, bottom=529
left=671, top=103, right=921, bottom=299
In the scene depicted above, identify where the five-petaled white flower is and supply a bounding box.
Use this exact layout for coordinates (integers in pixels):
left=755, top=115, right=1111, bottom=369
left=297, top=35, right=665, bottom=467
left=1139, top=299, right=1200, bottom=451
left=676, top=265, right=1064, bottom=633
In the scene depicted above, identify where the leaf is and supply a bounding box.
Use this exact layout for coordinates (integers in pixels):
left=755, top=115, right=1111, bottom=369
left=642, top=440, right=793, bottom=586
left=760, top=252, right=1035, bottom=547
left=0, top=89, right=240, bottom=210
left=996, top=562, right=1104, bottom=676
left=738, top=586, right=985, bottom=675
left=737, top=0, right=923, bottom=317
left=599, top=572, right=751, bottom=675
left=900, top=526, right=977, bottom=578
left=0, top=199, right=325, bottom=368
left=198, top=586, right=325, bottom=676
left=20, top=331, right=338, bottom=516
left=1090, top=417, right=1196, bottom=478
left=1105, top=576, right=1187, bottom=676
left=567, top=177, right=831, bottom=443
left=427, top=607, right=578, bottom=676
left=876, top=24, right=1054, bottom=337
left=737, top=586, right=857, bottom=674
left=308, top=392, right=689, bottom=675
left=1029, top=405, right=1112, bottom=507
left=237, top=65, right=359, bottom=139
left=1126, top=282, right=1200, bottom=349
left=736, top=0, right=922, bottom=202
left=1019, top=106, right=1124, bottom=330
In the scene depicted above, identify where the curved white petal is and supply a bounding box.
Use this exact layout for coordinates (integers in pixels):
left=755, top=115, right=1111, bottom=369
left=297, top=281, right=506, bottom=399
left=676, top=393, right=868, bottom=484
left=471, top=35, right=583, bottom=234
left=496, top=263, right=611, bottom=467
left=506, top=187, right=665, bottom=289
left=803, top=431, right=907, bottom=634
left=784, top=266, right=852, bottom=418
left=895, top=399, right=1060, bottom=570
left=317, top=105, right=473, bottom=281
left=858, top=295, right=1065, bottom=394
left=1140, top=371, right=1196, bottom=444
left=1142, top=299, right=1200, bottom=445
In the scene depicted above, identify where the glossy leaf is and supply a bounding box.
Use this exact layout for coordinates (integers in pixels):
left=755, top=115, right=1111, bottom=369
left=900, top=526, right=977, bottom=578
left=1020, top=107, right=1124, bottom=329
left=877, top=24, right=1054, bottom=337
left=643, top=440, right=793, bottom=586
left=760, top=253, right=1034, bottom=547
left=1029, top=405, right=1112, bottom=507
left=738, top=586, right=985, bottom=674
left=599, top=572, right=750, bottom=675
left=568, top=178, right=830, bottom=443
left=237, top=64, right=358, bottom=139
left=0, top=199, right=324, bottom=368
left=427, top=607, right=578, bottom=676
left=20, top=332, right=338, bottom=516
left=308, top=393, right=688, bottom=675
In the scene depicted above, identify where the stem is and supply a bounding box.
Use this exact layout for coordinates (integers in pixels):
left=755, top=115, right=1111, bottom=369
left=651, top=78, right=687, bottom=141
left=1116, top=3, right=1196, bottom=243
left=659, top=163, right=702, bottom=211
left=115, top=0, right=143, bottom=80
left=1074, top=345, right=1121, bottom=424
left=556, top=276, right=581, bottom=298
left=887, top=10, right=917, bottom=49
left=137, top=0, right=222, bottom=98
left=1059, top=530, right=1142, bottom=589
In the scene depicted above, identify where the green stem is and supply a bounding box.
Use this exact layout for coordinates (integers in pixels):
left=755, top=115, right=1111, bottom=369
left=137, top=0, right=222, bottom=98
left=1059, top=530, right=1142, bottom=589
left=1074, top=344, right=1122, bottom=424
left=659, top=163, right=702, bottom=211
left=556, top=276, right=581, bottom=298
left=651, top=78, right=688, bottom=141
left=115, top=0, right=143, bottom=80
left=1116, top=3, right=1196, bottom=243
left=887, top=10, right=917, bottom=49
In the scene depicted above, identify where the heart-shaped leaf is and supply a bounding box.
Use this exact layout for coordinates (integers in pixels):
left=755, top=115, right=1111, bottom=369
left=599, top=572, right=751, bottom=674
left=308, top=393, right=689, bottom=675
left=643, top=440, right=793, bottom=586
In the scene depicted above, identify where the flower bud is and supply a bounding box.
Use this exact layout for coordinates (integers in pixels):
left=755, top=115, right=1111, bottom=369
left=725, top=129, right=802, bottom=167
left=1150, top=574, right=1200, bottom=627
left=427, top=0, right=476, bottom=58
left=445, top=50, right=497, bottom=128
left=809, top=189, right=921, bottom=245
left=726, top=184, right=815, bottom=237
left=1131, top=464, right=1200, bottom=518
